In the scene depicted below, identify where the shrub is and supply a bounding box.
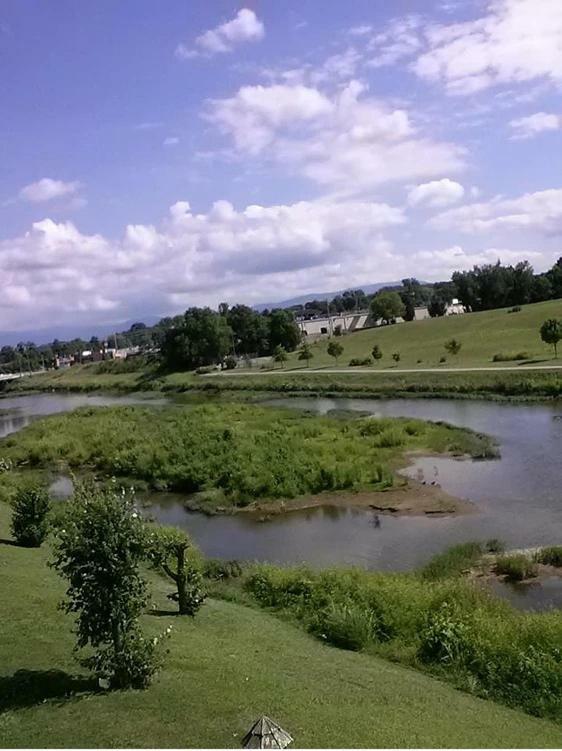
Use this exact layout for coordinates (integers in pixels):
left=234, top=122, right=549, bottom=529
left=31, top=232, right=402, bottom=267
left=420, top=542, right=483, bottom=581
left=507, top=305, right=522, bottom=313
left=10, top=485, right=50, bottom=547
left=371, top=345, right=382, bottom=361
left=309, top=601, right=378, bottom=651
left=195, top=366, right=215, bottom=375
left=492, top=352, right=529, bottom=362
left=223, top=356, right=237, bottom=370
left=348, top=357, right=372, bottom=367
left=536, top=546, right=562, bottom=567
left=439, top=356, right=447, bottom=363
left=392, top=352, right=401, bottom=363
left=495, top=554, right=538, bottom=581
left=485, top=538, right=505, bottom=554
left=203, top=558, right=244, bottom=580
left=374, top=428, right=405, bottom=448
left=444, top=339, right=462, bottom=356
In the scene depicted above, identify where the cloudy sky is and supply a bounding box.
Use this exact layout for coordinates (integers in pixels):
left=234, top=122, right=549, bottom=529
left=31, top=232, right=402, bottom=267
left=2, top=0, right=562, bottom=334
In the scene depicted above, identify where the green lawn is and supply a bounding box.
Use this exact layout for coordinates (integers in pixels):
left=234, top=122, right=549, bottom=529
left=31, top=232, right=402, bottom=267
left=1, top=502, right=562, bottom=748
left=283, top=298, right=562, bottom=370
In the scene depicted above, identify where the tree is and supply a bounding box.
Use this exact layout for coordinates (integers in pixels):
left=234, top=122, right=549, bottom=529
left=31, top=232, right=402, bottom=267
left=51, top=482, right=158, bottom=689
left=372, top=344, right=382, bottom=361
left=268, top=309, right=301, bottom=352
left=11, top=485, right=50, bottom=547
left=161, top=307, right=232, bottom=370
left=272, top=345, right=288, bottom=368
left=392, top=352, right=401, bottom=362
left=327, top=340, right=344, bottom=365
left=540, top=319, right=562, bottom=358
left=146, top=526, right=206, bottom=616
left=370, top=291, right=405, bottom=324
left=428, top=294, right=448, bottom=318
left=227, top=304, right=269, bottom=356
left=298, top=342, right=314, bottom=367
left=444, top=338, right=462, bottom=356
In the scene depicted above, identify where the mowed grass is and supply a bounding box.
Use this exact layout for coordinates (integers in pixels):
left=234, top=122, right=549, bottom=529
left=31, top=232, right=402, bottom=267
left=2, top=503, right=562, bottom=748
left=281, top=298, right=562, bottom=370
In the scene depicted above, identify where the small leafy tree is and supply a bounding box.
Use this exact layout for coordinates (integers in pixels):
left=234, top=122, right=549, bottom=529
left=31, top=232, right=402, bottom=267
left=540, top=318, right=562, bottom=358
left=298, top=342, right=314, bottom=368
left=370, top=291, right=405, bottom=324
left=11, top=485, right=50, bottom=547
left=444, top=338, right=462, bottom=356
left=327, top=340, right=344, bottom=365
left=392, top=352, right=401, bottom=363
left=372, top=344, right=383, bottom=361
left=51, top=482, right=157, bottom=689
left=146, top=526, right=206, bottom=616
left=272, top=345, right=288, bottom=369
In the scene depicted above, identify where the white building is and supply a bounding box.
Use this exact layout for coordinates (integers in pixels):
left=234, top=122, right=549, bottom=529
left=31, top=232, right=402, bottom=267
left=297, top=312, right=369, bottom=338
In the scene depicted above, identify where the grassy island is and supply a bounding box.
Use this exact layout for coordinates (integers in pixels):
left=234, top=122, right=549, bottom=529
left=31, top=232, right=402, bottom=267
left=0, top=403, right=496, bottom=514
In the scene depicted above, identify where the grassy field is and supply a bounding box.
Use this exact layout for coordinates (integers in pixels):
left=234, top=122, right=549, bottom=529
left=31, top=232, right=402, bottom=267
left=2, top=502, right=562, bottom=748
left=285, top=298, right=562, bottom=370
left=0, top=403, right=494, bottom=513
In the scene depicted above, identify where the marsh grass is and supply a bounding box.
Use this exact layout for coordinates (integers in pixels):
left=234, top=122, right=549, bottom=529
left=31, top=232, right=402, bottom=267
left=0, top=404, right=495, bottom=510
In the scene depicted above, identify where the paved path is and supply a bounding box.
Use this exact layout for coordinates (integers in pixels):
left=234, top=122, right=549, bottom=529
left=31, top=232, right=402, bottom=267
left=206, top=364, right=562, bottom=377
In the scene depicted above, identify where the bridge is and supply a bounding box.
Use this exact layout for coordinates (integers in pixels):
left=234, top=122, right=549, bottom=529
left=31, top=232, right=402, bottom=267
left=0, top=371, right=43, bottom=383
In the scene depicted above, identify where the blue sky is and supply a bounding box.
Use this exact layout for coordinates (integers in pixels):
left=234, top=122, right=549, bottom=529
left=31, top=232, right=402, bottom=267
left=2, top=0, right=562, bottom=335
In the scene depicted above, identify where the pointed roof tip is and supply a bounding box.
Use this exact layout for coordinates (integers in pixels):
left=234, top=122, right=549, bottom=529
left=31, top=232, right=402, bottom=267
left=242, top=715, right=293, bottom=749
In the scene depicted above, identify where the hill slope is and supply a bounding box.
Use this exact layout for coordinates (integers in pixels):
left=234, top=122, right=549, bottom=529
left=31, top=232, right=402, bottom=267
left=1, top=502, right=562, bottom=748
left=287, top=298, right=562, bottom=370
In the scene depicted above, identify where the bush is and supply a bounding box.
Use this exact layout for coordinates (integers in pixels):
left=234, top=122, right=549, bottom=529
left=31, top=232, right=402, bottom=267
left=492, top=352, right=529, bottom=362
left=203, top=558, right=244, bottom=580
left=507, top=305, right=522, bottom=313
left=485, top=538, right=505, bottom=554
left=309, top=601, right=379, bottom=651
left=392, top=352, right=401, bottom=363
left=348, top=357, right=372, bottom=367
left=195, top=366, right=216, bottom=375
left=223, top=356, right=237, bottom=370
left=10, top=485, right=50, bottom=547
left=536, top=546, right=562, bottom=567
left=420, top=542, right=484, bottom=581
left=495, top=554, right=538, bottom=581
left=439, top=356, right=447, bottom=363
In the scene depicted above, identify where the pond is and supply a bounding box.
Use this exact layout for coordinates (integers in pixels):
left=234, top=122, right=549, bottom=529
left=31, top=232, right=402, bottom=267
left=2, top=393, right=561, bottom=583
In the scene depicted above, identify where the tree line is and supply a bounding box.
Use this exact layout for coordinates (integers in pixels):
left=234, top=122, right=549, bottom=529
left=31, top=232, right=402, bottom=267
left=1, top=257, right=561, bottom=373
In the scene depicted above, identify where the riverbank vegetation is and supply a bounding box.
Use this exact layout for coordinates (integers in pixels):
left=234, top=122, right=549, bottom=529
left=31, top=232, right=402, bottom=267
left=2, top=501, right=562, bottom=747
left=211, top=555, right=562, bottom=723
left=0, top=404, right=495, bottom=512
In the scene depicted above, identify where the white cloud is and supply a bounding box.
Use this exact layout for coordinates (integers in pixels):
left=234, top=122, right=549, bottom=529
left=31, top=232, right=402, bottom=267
left=408, top=178, right=465, bottom=208
left=413, top=0, right=562, bottom=95
left=206, top=80, right=465, bottom=192
left=0, top=197, right=404, bottom=330
left=430, top=188, right=562, bottom=234
left=409, top=244, right=544, bottom=276
left=163, top=136, right=180, bottom=147
left=19, top=178, right=81, bottom=203
left=510, top=112, right=562, bottom=139
left=368, top=15, right=424, bottom=68
left=176, top=8, right=264, bottom=59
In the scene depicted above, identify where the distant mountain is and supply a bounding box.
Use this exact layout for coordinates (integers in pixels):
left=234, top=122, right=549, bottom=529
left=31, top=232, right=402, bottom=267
left=254, top=281, right=401, bottom=311
left=0, top=317, right=160, bottom=347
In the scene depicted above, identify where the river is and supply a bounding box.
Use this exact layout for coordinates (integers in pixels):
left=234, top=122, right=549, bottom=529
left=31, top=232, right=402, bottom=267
left=1, top=393, right=561, bottom=583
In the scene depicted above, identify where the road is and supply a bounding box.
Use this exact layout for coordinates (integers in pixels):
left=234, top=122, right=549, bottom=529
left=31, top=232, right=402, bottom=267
left=206, top=364, right=562, bottom=377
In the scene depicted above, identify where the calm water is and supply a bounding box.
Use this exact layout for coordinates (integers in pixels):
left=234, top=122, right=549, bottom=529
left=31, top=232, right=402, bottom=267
left=2, top=393, right=562, bottom=578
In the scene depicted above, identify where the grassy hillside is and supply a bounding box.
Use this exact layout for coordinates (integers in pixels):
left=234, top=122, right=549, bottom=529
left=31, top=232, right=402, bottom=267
left=2, top=502, right=562, bottom=748
left=285, top=299, right=562, bottom=370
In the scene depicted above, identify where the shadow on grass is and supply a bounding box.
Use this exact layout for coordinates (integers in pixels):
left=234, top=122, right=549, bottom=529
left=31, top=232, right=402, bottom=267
left=0, top=669, right=97, bottom=713
left=149, top=608, right=180, bottom=617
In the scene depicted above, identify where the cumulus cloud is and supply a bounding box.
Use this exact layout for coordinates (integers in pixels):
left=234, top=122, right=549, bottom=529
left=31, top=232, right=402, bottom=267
left=430, top=188, right=562, bottom=234
left=163, top=136, right=180, bottom=147
left=408, top=178, right=465, bottom=208
left=409, top=244, right=544, bottom=276
left=0, top=197, right=404, bottom=330
left=19, top=178, right=81, bottom=203
left=510, top=112, right=562, bottom=139
left=176, top=8, right=264, bottom=59
left=206, top=80, right=465, bottom=192
left=413, top=0, right=562, bottom=95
